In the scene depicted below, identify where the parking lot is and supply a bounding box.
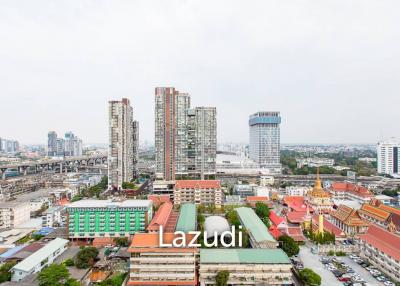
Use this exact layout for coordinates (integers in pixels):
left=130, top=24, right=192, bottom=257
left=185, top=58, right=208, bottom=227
left=299, top=246, right=342, bottom=286
left=298, top=246, right=396, bottom=286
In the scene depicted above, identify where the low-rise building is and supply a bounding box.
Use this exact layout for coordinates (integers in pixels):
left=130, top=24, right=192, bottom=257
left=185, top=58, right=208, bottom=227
left=358, top=199, right=400, bottom=233
left=358, top=225, right=400, bottom=282
left=11, top=238, right=69, bottom=281
left=147, top=202, right=173, bottom=233
left=66, top=200, right=153, bottom=239
left=199, top=249, right=292, bottom=285
left=176, top=203, right=197, bottom=233
left=260, top=175, right=274, bottom=186
left=152, top=180, right=175, bottom=199
left=0, top=202, right=30, bottom=229
left=330, top=205, right=369, bottom=235
left=42, top=206, right=66, bottom=227
left=234, top=184, right=256, bottom=198
left=128, top=233, right=198, bottom=285
left=174, top=180, right=223, bottom=208
left=329, top=182, right=373, bottom=204
left=286, top=186, right=309, bottom=197
left=236, top=207, right=277, bottom=248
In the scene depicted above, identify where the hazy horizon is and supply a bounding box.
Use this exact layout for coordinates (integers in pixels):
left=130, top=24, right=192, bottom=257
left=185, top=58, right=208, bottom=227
left=1, top=1, right=400, bottom=145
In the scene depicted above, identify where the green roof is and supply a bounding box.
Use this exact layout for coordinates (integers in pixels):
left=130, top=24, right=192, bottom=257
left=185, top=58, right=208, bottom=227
left=236, top=207, right=276, bottom=243
left=176, top=203, right=196, bottom=232
left=200, top=249, right=290, bottom=264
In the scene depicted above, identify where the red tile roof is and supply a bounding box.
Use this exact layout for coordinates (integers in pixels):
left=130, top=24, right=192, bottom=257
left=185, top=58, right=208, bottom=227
left=246, top=196, right=268, bottom=202
left=286, top=227, right=306, bottom=242
left=269, top=211, right=285, bottom=227
left=331, top=182, right=373, bottom=198
left=92, top=237, right=115, bottom=247
left=312, top=214, right=346, bottom=238
left=148, top=195, right=171, bottom=207
left=147, top=202, right=173, bottom=232
left=286, top=211, right=307, bottom=224
left=359, top=225, right=400, bottom=261
left=129, top=233, right=198, bottom=253
left=283, top=196, right=313, bottom=212
left=269, top=225, right=282, bottom=239
left=175, top=180, right=221, bottom=189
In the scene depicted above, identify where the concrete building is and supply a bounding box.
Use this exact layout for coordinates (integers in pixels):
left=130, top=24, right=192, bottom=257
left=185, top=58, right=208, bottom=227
left=108, top=98, right=139, bottom=189
left=47, top=131, right=58, bottom=156
left=377, top=138, right=400, bottom=176
left=260, top=175, right=275, bottom=186
left=236, top=207, right=277, bottom=248
left=296, top=157, right=334, bottom=168
left=66, top=200, right=152, bottom=239
left=234, top=184, right=256, bottom=198
left=329, top=182, right=373, bottom=204
left=155, top=87, right=217, bottom=180
left=0, top=138, right=20, bottom=154
left=199, top=249, right=292, bottom=285
left=286, top=186, right=309, bottom=197
left=175, top=203, right=197, bottom=233
left=173, top=180, right=223, bottom=208
left=11, top=238, right=69, bottom=281
left=64, top=131, right=83, bottom=157
left=249, top=111, right=281, bottom=173
left=42, top=206, right=66, bottom=228
left=152, top=180, right=176, bottom=199
left=358, top=225, right=400, bottom=282
left=128, top=233, right=198, bottom=285
left=0, top=202, right=30, bottom=229
left=155, top=87, right=191, bottom=181
left=187, top=107, right=217, bottom=179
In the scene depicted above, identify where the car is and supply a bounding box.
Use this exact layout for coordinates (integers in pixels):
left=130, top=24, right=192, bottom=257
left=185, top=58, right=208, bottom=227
left=384, top=281, right=395, bottom=286
left=377, top=276, right=387, bottom=282
left=339, top=277, right=351, bottom=282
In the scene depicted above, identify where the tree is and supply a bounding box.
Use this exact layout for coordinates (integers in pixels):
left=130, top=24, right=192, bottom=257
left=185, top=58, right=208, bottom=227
left=97, top=272, right=127, bottom=286
left=226, top=210, right=240, bottom=227
left=75, top=247, right=99, bottom=269
left=38, top=264, right=70, bottom=286
left=278, top=235, right=299, bottom=257
left=63, top=258, right=74, bottom=267
left=122, top=182, right=136, bottom=189
left=114, top=237, right=129, bottom=247
left=299, top=268, right=321, bottom=286
left=0, top=261, right=16, bottom=283
left=215, top=270, right=230, bottom=286
left=255, top=202, right=270, bottom=219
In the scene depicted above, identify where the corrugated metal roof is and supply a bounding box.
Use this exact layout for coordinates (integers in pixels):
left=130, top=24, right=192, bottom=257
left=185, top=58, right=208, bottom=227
left=236, top=207, right=276, bottom=243
left=175, top=203, right=196, bottom=232
left=200, top=249, right=290, bottom=264
left=12, top=238, right=69, bottom=272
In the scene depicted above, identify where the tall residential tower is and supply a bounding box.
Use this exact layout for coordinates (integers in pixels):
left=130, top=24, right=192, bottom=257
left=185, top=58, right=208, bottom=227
left=377, top=138, right=400, bottom=176
left=249, top=111, right=281, bottom=173
left=155, top=87, right=216, bottom=180
left=108, top=98, right=139, bottom=189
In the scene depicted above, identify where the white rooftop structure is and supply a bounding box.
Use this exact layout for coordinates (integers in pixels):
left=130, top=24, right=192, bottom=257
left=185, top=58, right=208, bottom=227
left=204, top=216, right=230, bottom=239
left=67, top=199, right=152, bottom=208
left=12, top=238, right=69, bottom=281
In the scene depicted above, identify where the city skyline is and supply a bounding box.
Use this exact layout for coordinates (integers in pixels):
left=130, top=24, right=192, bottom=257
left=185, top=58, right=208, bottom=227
left=1, top=1, right=400, bottom=145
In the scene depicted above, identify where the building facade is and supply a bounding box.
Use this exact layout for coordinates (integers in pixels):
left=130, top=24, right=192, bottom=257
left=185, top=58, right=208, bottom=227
left=249, top=112, right=281, bottom=173
left=66, top=200, right=152, bottom=239
left=199, top=249, right=292, bottom=285
left=11, top=238, right=69, bottom=282
left=47, top=131, right=58, bottom=156
left=155, top=87, right=217, bottom=180
left=0, top=138, right=20, bottom=154
left=173, top=180, right=223, bottom=208
left=0, top=202, right=30, bottom=229
left=377, top=138, right=400, bottom=176
left=108, top=98, right=139, bottom=189
left=48, top=131, right=83, bottom=157
left=128, top=233, right=198, bottom=285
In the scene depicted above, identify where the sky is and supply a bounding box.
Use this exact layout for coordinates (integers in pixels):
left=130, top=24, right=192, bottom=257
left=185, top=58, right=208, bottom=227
left=0, top=0, right=399, bottom=145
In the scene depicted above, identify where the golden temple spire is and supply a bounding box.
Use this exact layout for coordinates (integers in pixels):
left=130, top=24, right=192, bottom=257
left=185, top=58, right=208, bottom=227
left=314, top=167, right=322, bottom=190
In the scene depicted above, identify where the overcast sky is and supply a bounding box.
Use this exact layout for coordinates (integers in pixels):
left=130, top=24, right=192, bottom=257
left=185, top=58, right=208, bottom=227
left=0, top=0, right=399, bottom=145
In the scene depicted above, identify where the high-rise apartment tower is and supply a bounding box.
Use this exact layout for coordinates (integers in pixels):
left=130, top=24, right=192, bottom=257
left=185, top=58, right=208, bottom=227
left=377, top=138, right=400, bottom=176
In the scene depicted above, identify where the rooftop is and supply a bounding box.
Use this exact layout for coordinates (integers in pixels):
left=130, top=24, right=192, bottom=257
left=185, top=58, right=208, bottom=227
left=359, top=225, right=400, bottom=261
left=147, top=202, right=173, bottom=232
left=67, top=199, right=152, bottom=209
left=200, top=249, right=290, bottom=264
left=12, top=238, right=69, bottom=272
left=129, top=233, right=196, bottom=250
left=236, top=207, right=276, bottom=243
left=175, top=203, right=196, bottom=232
left=330, top=182, right=373, bottom=198
left=175, top=180, right=221, bottom=189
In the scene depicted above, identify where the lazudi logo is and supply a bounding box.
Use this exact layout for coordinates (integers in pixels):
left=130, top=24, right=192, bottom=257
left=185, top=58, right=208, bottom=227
left=159, top=225, right=243, bottom=247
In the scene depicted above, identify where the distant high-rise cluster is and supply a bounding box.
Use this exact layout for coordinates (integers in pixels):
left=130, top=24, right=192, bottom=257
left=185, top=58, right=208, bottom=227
left=108, top=98, right=139, bottom=190
left=47, top=131, right=82, bottom=157
left=155, top=87, right=217, bottom=180
left=377, top=138, right=400, bottom=176
left=0, top=138, right=20, bottom=154
left=249, top=111, right=281, bottom=173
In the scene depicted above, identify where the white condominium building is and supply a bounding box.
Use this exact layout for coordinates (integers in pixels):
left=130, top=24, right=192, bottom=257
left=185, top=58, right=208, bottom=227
left=249, top=112, right=281, bottom=173
left=377, top=138, right=400, bottom=176
left=108, top=98, right=139, bottom=189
